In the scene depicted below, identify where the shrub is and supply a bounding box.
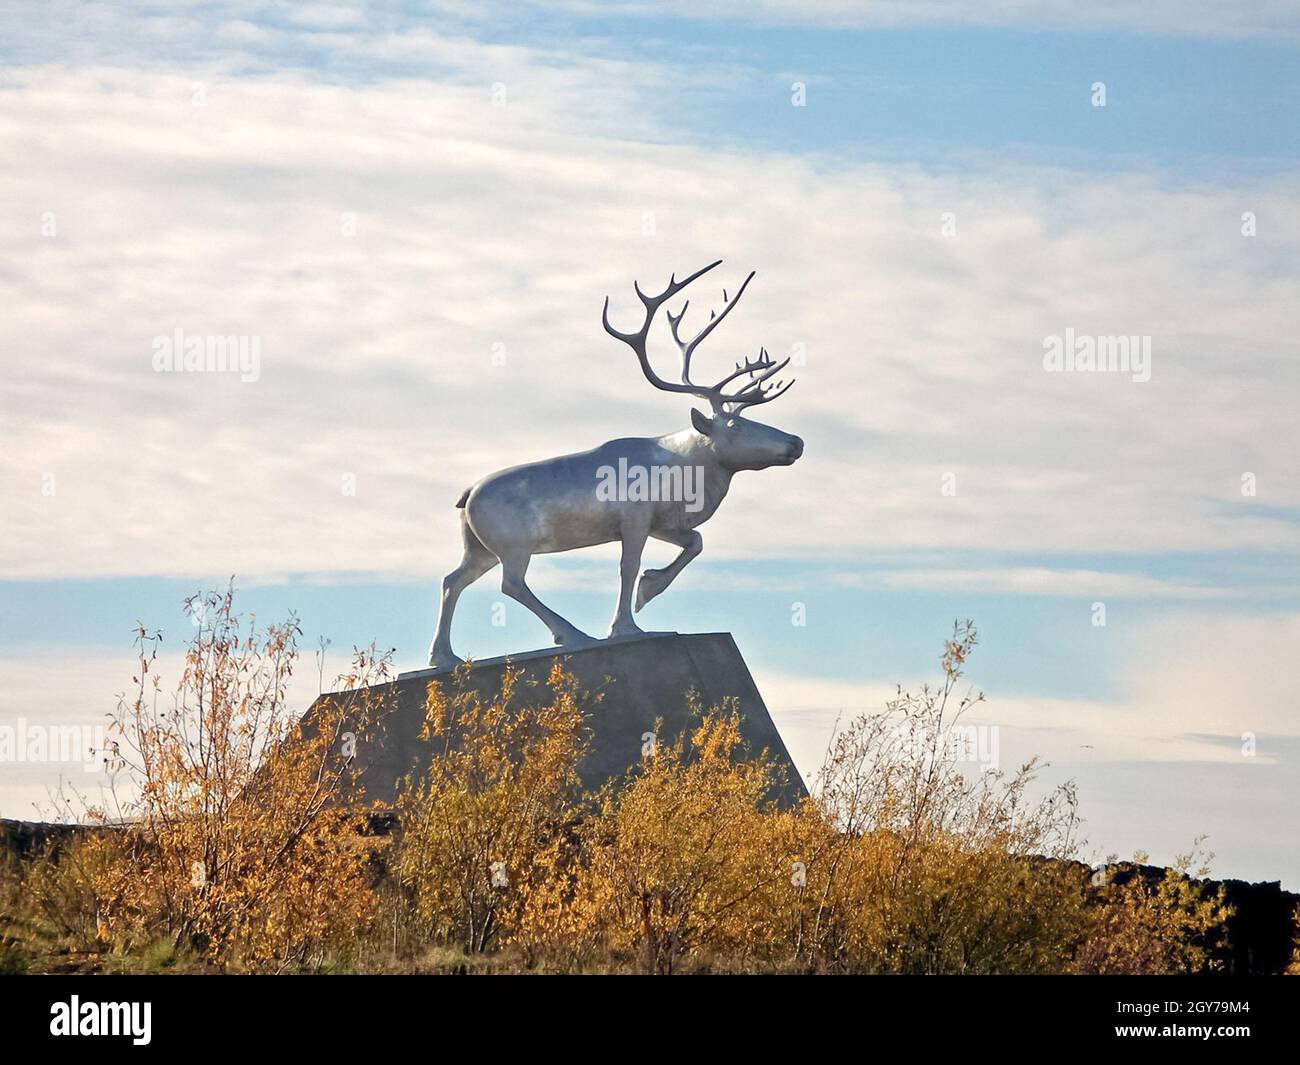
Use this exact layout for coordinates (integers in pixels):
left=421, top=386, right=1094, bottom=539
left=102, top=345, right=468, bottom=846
left=394, top=662, right=588, bottom=954
left=1071, top=845, right=1233, bottom=974
left=37, top=585, right=391, bottom=971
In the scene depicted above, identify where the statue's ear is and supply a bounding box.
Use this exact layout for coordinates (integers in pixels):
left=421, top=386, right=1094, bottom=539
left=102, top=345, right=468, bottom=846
left=690, top=408, right=714, bottom=436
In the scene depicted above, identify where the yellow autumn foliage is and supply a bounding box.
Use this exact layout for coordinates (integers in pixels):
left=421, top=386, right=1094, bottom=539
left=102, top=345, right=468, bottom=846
left=394, top=662, right=588, bottom=954
left=1070, top=846, right=1232, bottom=974
left=568, top=704, right=791, bottom=973
left=391, top=621, right=1237, bottom=974
left=26, top=586, right=389, bottom=971
left=6, top=593, right=1253, bottom=975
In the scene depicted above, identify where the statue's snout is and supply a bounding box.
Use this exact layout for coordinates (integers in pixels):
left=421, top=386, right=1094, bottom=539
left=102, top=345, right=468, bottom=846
left=778, top=435, right=804, bottom=465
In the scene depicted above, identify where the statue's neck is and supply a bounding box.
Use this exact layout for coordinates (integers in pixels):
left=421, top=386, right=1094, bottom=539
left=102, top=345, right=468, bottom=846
left=658, top=428, right=722, bottom=466
left=658, top=429, right=734, bottom=514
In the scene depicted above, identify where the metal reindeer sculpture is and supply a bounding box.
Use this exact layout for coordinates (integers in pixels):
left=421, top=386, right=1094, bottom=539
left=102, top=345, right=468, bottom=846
left=428, top=261, right=803, bottom=669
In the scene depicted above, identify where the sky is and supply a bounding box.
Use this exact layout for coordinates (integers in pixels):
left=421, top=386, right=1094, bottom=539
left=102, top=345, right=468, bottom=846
left=1, top=1, right=1298, bottom=886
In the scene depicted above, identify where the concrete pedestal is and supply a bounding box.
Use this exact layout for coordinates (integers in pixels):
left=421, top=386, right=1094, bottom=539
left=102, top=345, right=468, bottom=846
left=303, top=632, right=806, bottom=807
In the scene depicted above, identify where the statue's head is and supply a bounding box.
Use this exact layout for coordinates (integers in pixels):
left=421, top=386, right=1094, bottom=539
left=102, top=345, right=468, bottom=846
left=689, top=407, right=803, bottom=471
left=602, top=260, right=801, bottom=472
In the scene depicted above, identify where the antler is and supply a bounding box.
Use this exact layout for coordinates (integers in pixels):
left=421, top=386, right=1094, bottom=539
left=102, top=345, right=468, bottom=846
left=602, top=262, right=795, bottom=415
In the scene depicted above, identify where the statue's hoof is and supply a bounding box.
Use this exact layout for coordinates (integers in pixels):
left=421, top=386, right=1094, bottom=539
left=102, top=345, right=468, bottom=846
left=428, top=652, right=464, bottom=670
left=635, top=575, right=663, bottom=612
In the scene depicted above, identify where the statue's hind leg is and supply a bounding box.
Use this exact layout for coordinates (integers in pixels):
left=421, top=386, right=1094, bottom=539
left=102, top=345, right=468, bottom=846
left=497, top=548, right=592, bottom=648
left=428, top=518, right=499, bottom=669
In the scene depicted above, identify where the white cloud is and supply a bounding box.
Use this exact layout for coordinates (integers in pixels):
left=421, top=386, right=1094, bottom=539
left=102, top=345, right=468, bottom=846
left=8, top=0, right=1297, bottom=61
left=837, top=567, right=1299, bottom=600
left=281, top=4, right=369, bottom=31
left=1, top=59, right=1297, bottom=583
left=568, top=1, right=1300, bottom=40
left=0, top=643, right=353, bottom=820
left=756, top=610, right=1300, bottom=882
left=758, top=611, right=1300, bottom=774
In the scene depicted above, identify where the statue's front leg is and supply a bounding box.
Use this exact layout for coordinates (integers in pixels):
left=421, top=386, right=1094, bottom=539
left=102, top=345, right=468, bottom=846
left=635, top=528, right=702, bottom=611
left=608, top=521, right=650, bottom=638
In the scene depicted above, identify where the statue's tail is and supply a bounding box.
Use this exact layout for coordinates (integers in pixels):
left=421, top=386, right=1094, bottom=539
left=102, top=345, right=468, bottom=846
left=455, top=487, right=471, bottom=508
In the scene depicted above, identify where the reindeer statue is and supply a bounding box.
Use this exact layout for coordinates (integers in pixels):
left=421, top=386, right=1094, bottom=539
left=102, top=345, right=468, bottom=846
left=428, top=261, right=803, bottom=670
